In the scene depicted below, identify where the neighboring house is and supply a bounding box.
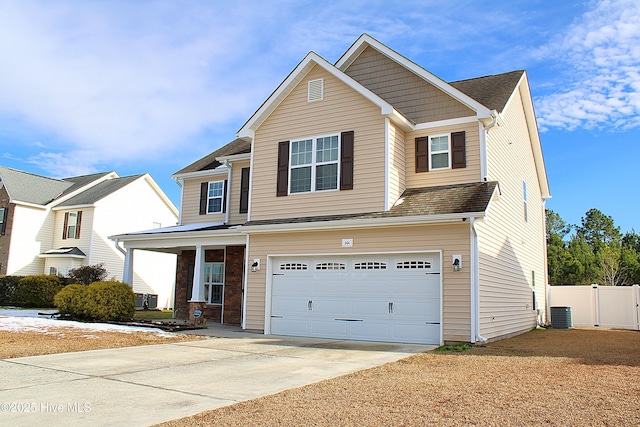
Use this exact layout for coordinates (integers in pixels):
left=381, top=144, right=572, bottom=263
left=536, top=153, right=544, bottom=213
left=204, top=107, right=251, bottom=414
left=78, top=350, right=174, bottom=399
left=0, top=167, right=178, bottom=309
left=112, top=34, right=550, bottom=344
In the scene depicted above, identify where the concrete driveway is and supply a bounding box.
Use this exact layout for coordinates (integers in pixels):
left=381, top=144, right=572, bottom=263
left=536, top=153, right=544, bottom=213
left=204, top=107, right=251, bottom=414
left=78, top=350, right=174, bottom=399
left=0, top=331, right=431, bottom=426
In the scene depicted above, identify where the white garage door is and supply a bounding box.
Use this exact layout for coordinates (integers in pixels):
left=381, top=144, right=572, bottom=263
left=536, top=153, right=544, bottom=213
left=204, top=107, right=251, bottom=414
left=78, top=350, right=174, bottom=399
left=270, top=253, right=441, bottom=344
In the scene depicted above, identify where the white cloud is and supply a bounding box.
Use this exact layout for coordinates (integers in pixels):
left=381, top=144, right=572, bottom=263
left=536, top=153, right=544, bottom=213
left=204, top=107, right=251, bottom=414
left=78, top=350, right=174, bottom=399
left=535, top=0, right=640, bottom=131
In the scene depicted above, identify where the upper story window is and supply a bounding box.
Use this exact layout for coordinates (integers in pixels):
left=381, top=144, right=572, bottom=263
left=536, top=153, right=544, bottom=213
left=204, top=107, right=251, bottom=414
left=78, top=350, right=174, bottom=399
left=429, top=135, right=450, bottom=169
left=415, top=131, right=466, bottom=173
left=290, top=135, right=339, bottom=193
left=277, top=131, right=354, bottom=197
left=199, top=180, right=227, bottom=215
left=63, top=211, right=82, bottom=240
left=208, top=181, right=224, bottom=213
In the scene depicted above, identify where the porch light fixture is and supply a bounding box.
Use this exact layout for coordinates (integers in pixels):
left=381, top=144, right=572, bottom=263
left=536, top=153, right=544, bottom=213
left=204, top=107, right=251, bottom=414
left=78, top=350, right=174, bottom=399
left=452, top=255, right=462, bottom=272
left=251, top=259, right=260, bottom=272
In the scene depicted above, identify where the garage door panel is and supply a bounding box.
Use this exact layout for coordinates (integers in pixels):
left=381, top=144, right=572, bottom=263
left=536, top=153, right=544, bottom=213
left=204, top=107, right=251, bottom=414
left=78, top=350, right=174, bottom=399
left=271, top=252, right=442, bottom=345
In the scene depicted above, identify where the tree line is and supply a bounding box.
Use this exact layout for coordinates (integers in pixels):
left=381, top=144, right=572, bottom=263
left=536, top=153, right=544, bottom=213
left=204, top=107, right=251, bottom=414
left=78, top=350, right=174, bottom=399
left=547, top=208, right=640, bottom=286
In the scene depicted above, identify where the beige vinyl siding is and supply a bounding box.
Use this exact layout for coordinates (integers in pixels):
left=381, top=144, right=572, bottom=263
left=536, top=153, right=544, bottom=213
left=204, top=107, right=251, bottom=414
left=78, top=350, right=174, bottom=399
left=246, top=223, right=472, bottom=342
left=250, top=65, right=386, bottom=221
left=405, top=122, right=481, bottom=188
left=181, top=176, right=228, bottom=225
left=475, top=89, right=547, bottom=340
left=228, top=160, right=250, bottom=225
left=344, top=46, right=474, bottom=124
left=387, top=121, right=406, bottom=207
left=92, top=177, right=178, bottom=308
left=6, top=205, right=53, bottom=275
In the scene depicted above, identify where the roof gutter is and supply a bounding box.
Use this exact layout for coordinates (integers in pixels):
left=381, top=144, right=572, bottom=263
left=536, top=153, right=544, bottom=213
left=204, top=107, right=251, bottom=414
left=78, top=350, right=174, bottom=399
left=243, top=212, right=486, bottom=234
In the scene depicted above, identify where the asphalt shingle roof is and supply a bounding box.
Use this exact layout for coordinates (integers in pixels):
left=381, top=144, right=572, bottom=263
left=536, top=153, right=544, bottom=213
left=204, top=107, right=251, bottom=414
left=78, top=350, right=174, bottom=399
left=449, top=70, right=524, bottom=113
left=173, top=138, right=251, bottom=175
left=57, top=175, right=142, bottom=207
left=244, top=181, right=497, bottom=227
left=0, top=166, right=72, bottom=205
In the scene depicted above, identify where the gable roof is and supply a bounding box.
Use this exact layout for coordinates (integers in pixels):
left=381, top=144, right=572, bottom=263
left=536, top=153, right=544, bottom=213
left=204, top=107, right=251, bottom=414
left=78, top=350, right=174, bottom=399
left=237, top=51, right=414, bottom=139
left=449, top=70, right=525, bottom=113
left=173, top=138, right=251, bottom=176
left=56, top=174, right=143, bottom=207
left=0, top=166, right=71, bottom=205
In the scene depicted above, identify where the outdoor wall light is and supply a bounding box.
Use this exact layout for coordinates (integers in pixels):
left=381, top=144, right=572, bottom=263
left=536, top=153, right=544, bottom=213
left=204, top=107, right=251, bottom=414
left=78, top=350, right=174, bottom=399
left=452, top=255, right=462, bottom=272
left=251, top=259, right=260, bottom=272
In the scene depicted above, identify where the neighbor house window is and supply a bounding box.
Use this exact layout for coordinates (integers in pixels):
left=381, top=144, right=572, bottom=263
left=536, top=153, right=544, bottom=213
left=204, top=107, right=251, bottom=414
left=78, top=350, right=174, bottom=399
left=49, top=266, right=58, bottom=276
left=290, top=134, right=339, bottom=193
left=63, top=211, right=82, bottom=240
left=430, top=135, right=450, bottom=169
left=207, top=181, right=224, bottom=213
left=0, top=207, right=6, bottom=235
left=203, top=262, right=224, bottom=304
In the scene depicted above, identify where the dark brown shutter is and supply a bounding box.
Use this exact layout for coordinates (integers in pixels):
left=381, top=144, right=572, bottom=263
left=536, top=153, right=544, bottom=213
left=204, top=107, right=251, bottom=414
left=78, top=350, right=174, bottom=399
left=75, top=211, right=82, bottom=239
left=199, top=182, right=208, bottom=215
left=451, top=131, right=466, bottom=169
left=62, top=212, right=69, bottom=240
left=222, top=180, right=227, bottom=213
left=415, top=136, right=429, bottom=172
left=276, top=141, right=290, bottom=197
left=340, top=131, right=354, bottom=190
left=239, top=167, right=250, bottom=214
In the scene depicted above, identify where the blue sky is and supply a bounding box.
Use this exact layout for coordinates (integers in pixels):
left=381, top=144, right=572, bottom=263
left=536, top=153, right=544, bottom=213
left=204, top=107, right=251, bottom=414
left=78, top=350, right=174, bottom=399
left=0, top=0, right=638, bottom=233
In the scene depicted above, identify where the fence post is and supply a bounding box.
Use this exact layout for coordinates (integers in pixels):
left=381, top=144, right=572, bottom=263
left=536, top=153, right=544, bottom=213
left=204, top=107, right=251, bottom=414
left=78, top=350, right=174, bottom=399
left=634, top=284, right=640, bottom=331
left=591, top=284, right=600, bottom=327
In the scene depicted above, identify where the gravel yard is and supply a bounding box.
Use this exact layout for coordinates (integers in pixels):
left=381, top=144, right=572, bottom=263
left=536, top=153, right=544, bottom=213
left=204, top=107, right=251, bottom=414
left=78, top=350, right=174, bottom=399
left=156, top=328, right=640, bottom=427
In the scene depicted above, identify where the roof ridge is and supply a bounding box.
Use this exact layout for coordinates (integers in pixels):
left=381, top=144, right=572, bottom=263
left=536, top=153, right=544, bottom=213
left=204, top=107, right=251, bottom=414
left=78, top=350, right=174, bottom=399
left=449, top=70, right=524, bottom=84
left=0, top=165, right=66, bottom=183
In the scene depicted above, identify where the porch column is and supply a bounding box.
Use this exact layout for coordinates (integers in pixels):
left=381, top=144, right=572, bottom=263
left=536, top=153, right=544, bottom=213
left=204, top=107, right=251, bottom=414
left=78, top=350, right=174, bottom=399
left=123, top=249, right=134, bottom=286
left=190, top=245, right=205, bottom=302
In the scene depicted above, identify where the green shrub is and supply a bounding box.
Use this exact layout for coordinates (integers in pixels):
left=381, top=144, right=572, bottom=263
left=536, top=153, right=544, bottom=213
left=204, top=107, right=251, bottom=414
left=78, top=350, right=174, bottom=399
left=15, top=275, right=64, bottom=307
left=0, top=275, right=22, bottom=305
left=54, top=284, right=86, bottom=316
left=54, top=280, right=135, bottom=321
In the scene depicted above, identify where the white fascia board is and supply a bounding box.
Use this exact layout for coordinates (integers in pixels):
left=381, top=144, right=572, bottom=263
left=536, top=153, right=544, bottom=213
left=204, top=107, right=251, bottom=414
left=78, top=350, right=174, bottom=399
left=11, top=200, right=47, bottom=210
left=171, top=166, right=229, bottom=181
left=336, top=34, right=492, bottom=118
left=237, top=51, right=413, bottom=138
left=118, top=231, right=246, bottom=250
left=243, top=212, right=486, bottom=234
left=413, top=115, right=479, bottom=131
left=52, top=204, right=94, bottom=211
left=515, top=73, right=551, bottom=200
left=38, top=253, right=86, bottom=259
left=216, top=152, right=251, bottom=163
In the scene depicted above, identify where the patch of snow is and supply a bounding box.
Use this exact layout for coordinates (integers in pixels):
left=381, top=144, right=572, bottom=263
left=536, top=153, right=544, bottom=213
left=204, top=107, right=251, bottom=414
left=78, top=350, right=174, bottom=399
left=0, top=308, right=177, bottom=337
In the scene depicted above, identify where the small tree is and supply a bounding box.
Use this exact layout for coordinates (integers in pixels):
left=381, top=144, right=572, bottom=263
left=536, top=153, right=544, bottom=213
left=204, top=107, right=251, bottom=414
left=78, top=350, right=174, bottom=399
left=67, top=263, right=109, bottom=285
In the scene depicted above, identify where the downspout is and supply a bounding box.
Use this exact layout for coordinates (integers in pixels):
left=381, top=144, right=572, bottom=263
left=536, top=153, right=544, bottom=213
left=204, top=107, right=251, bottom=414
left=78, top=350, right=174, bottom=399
left=172, top=176, right=184, bottom=225
left=470, top=217, right=487, bottom=343
left=223, top=160, right=231, bottom=224
left=112, top=237, right=126, bottom=256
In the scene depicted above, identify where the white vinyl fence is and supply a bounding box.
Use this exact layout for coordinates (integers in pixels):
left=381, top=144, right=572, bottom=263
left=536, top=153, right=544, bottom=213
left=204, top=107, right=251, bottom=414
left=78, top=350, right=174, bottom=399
left=547, top=284, right=640, bottom=330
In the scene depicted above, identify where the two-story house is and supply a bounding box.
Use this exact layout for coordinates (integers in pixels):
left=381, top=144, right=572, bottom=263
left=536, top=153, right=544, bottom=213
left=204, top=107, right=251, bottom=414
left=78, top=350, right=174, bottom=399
left=0, top=167, right=178, bottom=308
left=113, top=34, right=550, bottom=344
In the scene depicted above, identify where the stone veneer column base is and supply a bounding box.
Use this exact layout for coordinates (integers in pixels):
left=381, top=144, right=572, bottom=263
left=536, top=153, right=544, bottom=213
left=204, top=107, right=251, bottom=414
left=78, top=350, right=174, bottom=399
left=188, top=302, right=208, bottom=323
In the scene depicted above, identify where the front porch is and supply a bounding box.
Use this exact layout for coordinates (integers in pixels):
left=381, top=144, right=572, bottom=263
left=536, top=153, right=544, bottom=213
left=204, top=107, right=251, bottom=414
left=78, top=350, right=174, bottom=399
left=175, top=246, right=245, bottom=325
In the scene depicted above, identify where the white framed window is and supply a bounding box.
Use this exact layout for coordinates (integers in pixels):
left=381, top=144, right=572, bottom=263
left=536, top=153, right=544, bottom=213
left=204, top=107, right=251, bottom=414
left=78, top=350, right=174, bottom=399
left=429, top=135, right=450, bottom=170
left=207, top=181, right=224, bottom=214
left=290, top=134, right=339, bottom=193
left=65, top=211, right=81, bottom=239
left=203, top=262, right=224, bottom=304
left=49, top=266, right=58, bottom=276
left=0, top=207, right=5, bottom=225
left=0, top=207, right=6, bottom=235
